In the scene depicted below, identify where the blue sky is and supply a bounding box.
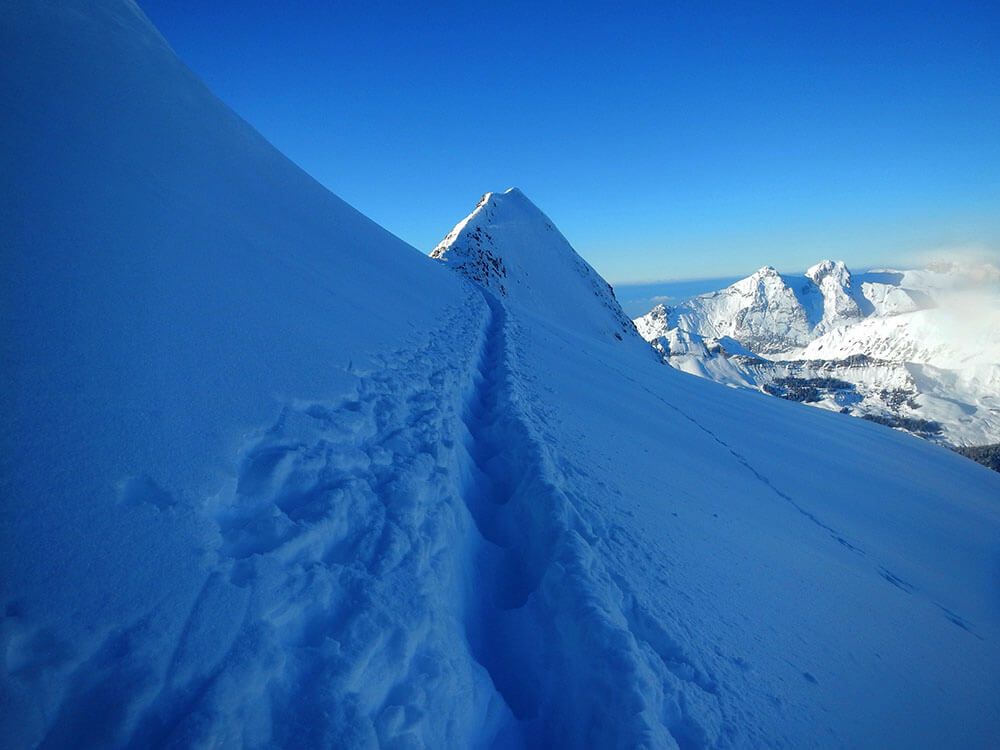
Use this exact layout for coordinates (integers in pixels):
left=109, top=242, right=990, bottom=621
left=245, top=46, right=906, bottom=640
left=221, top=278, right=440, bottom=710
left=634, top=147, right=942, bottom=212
left=141, top=1, right=1000, bottom=283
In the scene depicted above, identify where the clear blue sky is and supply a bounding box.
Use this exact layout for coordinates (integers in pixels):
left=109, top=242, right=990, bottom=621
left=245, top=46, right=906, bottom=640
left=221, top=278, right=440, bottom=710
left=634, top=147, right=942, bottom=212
left=140, top=0, right=1000, bottom=283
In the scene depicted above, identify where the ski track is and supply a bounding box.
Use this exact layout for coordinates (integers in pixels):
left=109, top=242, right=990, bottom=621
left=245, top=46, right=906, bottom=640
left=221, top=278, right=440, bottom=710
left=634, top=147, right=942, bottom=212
left=28, top=288, right=730, bottom=749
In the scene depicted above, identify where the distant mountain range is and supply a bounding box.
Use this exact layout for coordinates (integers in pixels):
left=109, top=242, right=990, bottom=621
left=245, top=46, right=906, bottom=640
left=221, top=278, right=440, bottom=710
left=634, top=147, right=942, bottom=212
left=635, top=260, right=1000, bottom=450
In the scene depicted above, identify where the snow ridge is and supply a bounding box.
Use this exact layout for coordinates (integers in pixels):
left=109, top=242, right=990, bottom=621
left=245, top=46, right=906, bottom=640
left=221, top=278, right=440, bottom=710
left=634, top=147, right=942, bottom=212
left=431, top=189, right=639, bottom=344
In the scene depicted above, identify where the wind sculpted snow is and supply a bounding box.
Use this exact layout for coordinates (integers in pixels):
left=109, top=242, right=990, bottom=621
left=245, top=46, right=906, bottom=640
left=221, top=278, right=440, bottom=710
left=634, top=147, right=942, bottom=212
left=3, top=1, right=1000, bottom=748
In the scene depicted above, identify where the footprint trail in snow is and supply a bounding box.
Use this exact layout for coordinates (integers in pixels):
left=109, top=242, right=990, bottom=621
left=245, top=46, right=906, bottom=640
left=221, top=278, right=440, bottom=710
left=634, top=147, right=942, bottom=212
left=36, top=288, right=726, bottom=749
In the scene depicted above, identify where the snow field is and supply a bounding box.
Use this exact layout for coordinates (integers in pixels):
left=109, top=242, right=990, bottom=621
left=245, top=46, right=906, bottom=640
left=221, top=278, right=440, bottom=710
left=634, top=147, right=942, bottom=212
left=3, top=2, right=999, bottom=747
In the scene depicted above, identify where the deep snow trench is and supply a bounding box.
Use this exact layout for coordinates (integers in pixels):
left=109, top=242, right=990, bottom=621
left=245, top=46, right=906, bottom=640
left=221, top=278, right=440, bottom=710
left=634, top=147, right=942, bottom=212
left=454, top=293, right=723, bottom=748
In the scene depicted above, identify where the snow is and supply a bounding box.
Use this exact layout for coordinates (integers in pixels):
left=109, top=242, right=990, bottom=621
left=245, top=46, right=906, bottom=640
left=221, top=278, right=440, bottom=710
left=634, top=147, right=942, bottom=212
left=858, top=281, right=926, bottom=316
left=508, top=303, right=1000, bottom=748
left=797, top=300, right=1000, bottom=370
left=2, top=1, right=492, bottom=745
left=430, top=188, right=638, bottom=345
left=804, top=260, right=864, bottom=330
left=667, top=266, right=815, bottom=353
left=3, top=1, right=1000, bottom=748
left=636, top=259, right=1000, bottom=446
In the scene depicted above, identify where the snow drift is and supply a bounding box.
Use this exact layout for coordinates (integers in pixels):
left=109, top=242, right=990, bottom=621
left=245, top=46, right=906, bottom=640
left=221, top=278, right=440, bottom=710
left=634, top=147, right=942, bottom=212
left=2, top=2, right=999, bottom=748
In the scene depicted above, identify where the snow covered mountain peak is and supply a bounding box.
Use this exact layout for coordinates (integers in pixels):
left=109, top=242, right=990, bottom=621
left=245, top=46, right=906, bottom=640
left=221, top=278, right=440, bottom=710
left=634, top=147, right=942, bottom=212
left=431, top=189, right=639, bottom=343
left=805, top=258, right=850, bottom=283
left=659, top=264, right=814, bottom=353
left=469, top=186, right=535, bottom=215
left=495, top=185, right=529, bottom=201
left=805, top=259, right=864, bottom=330
left=736, top=264, right=788, bottom=291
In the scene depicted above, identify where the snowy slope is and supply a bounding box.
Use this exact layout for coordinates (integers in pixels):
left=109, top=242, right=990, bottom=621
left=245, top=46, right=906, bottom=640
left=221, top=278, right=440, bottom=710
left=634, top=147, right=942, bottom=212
left=508, top=325, right=1000, bottom=748
left=795, top=302, right=1000, bottom=369
left=1, top=2, right=498, bottom=746
left=428, top=198, right=1000, bottom=746
left=3, top=2, right=1000, bottom=749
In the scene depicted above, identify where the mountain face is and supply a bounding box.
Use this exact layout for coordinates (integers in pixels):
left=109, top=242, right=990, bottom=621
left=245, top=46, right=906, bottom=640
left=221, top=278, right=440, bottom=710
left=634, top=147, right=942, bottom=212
left=804, top=259, right=864, bottom=329
left=644, top=260, right=906, bottom=355
left=430, top=188, right=639, bottom=344
left=664, top=265, right=814, bottom=353
left=4, top=3, right=1000, bottom=749
left=635, top=261, right=1000, bottom=447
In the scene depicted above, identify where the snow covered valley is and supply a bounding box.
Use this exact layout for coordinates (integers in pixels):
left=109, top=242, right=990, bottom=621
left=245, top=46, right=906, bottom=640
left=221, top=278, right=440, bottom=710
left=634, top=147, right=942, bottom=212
left=2, top=2, right=999, bottom=748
